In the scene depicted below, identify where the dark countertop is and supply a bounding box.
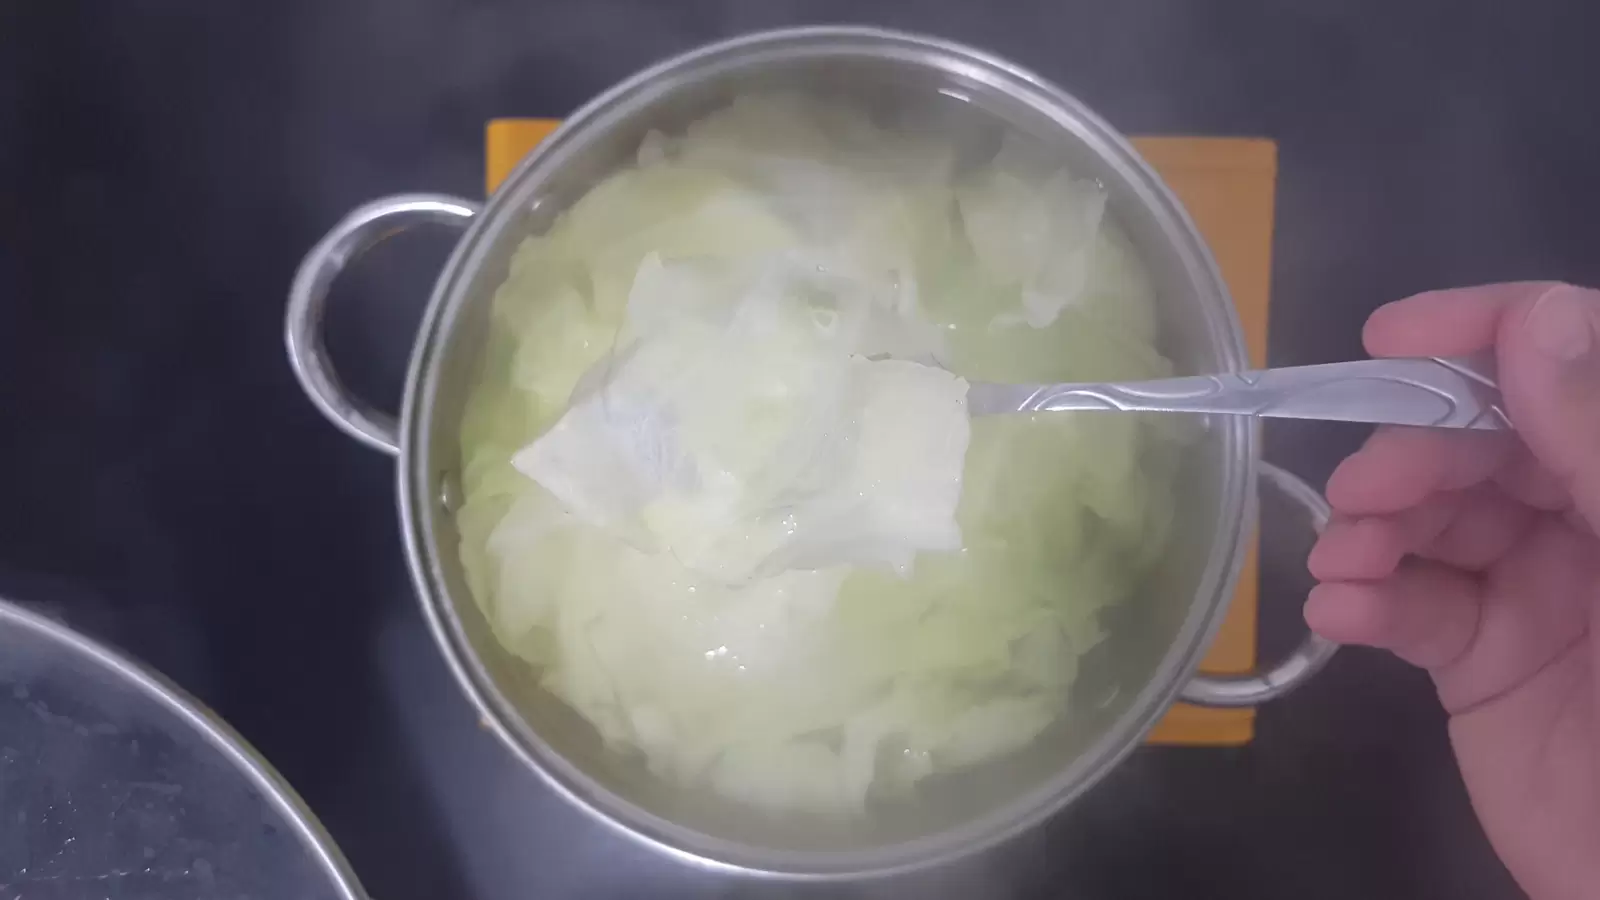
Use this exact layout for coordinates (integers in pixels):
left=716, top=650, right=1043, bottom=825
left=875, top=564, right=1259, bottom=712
left=4, top=2, right=1598, bottom=898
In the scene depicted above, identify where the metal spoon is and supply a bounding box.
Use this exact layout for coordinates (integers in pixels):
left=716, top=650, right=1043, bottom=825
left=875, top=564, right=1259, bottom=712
left=966, top=354, right=1510, bottom=429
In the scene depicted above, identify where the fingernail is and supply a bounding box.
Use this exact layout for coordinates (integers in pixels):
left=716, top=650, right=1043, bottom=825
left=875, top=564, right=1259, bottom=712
left=1524, top=284, right=1599, bottom=362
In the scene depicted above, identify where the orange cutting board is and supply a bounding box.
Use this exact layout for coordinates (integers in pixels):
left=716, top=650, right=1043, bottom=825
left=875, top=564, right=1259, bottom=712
left=486, top=120, right=1276, bottom=745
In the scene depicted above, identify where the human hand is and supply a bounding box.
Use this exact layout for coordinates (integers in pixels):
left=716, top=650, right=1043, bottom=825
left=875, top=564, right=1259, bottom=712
left=1305, top=283, right=1600, bottom=900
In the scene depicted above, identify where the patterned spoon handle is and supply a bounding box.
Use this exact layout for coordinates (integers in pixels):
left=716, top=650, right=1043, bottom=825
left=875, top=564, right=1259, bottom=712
left=966, top=354, right=1510, bottom=430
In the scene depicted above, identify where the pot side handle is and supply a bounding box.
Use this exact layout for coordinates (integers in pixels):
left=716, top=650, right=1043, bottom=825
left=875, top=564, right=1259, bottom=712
left=1179, top=461, right=1339, bottom=707
left=285, top=193, right=480, bottom=456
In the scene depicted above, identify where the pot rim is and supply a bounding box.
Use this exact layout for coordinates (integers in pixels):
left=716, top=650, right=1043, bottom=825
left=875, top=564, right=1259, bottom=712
left=397, top=24, right=1253, bottom=880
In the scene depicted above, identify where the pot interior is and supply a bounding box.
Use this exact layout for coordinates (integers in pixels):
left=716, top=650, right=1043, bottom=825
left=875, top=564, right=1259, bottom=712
left=410, top=31, right=1247, bottom=874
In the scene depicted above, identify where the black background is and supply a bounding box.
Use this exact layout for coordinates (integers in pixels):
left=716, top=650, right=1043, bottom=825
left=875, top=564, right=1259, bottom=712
left=5, top=1, right=1599, bottom=897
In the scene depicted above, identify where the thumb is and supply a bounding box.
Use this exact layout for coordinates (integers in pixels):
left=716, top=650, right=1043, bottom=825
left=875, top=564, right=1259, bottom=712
left=1497, top=283, right=1600, bottom=529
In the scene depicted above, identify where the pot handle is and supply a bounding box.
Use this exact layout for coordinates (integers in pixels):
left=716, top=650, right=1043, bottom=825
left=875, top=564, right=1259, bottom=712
left=1179, top=461, right=1339, bottom=707
left=285, top=193, right=480, bottom=455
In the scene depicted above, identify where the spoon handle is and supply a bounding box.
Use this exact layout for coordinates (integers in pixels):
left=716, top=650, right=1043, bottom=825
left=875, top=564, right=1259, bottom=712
left=968, top=355, right=1511, bottom=430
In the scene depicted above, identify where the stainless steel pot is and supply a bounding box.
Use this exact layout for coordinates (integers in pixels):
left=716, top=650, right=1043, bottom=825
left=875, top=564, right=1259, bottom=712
left=285, top=26, right=1334, bottom=879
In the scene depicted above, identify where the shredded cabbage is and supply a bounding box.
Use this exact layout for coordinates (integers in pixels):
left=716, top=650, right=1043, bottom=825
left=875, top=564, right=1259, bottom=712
left=456, top=94, right=1180, bottom=817
left=512, top=251, right=970, bottom=583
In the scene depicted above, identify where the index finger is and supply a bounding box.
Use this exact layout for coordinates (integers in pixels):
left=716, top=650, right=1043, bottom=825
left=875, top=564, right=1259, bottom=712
left=1363, top=282, right=1561, bottom=358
